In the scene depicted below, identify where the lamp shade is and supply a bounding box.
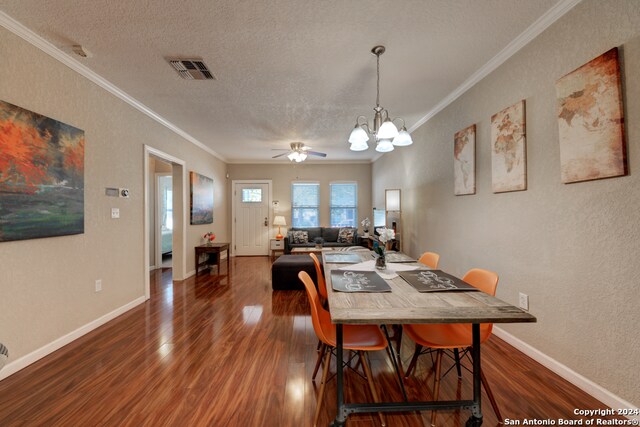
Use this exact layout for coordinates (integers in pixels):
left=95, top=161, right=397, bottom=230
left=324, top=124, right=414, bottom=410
left=375, top=139, right=394, bottom=153
left=377, top=119, right=399, bottom=139
left=350, top=140, right=369, bottom=151
left=273, top=215, right=286, bottom=226
left=392, top=128, right=413, bottom=146
left=348, top=125, right=369, bottom=144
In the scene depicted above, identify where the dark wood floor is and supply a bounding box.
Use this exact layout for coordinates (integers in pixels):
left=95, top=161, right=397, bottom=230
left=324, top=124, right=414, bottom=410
left=0, top=256, right=620, bottom=426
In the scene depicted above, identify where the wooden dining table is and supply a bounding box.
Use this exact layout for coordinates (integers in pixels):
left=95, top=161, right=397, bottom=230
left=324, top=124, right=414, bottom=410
left=322, top=250, right=536, bottom=426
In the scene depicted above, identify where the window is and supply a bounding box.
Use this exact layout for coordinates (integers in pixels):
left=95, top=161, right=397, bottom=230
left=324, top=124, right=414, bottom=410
left=330, top=182, right=357, bottom=227
left=292, top=182, right=319, bottom=227
left=241, top=188, right=262, bottom=202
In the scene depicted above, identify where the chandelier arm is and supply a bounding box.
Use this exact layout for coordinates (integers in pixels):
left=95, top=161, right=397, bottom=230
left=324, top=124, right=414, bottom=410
left=355, top=115, right=372, bottom=133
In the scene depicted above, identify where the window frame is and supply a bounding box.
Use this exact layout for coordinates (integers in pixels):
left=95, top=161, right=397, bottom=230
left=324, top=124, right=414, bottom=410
left=329, top=181, right=358, bottom=228
left=291, top=181, right=320, bottom=228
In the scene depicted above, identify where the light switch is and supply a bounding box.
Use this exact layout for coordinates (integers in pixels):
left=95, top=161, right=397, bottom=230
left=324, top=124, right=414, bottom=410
left=111, top=208, right=120, bottom=219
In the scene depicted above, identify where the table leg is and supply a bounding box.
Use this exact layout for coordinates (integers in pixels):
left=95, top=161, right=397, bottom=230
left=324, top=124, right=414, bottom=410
left=226, top=248, right=230, bottom=273
left=331, top=324, right=346, bottom=426
left=466, top=323, right=483, bottom=426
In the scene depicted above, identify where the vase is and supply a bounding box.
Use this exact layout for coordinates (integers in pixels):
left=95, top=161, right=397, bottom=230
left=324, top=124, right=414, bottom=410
left=375, top=253, right=386, bottom=270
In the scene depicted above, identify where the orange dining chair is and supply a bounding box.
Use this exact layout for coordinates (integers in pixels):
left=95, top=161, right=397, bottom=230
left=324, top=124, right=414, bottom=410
left=298, top=271, right=388, bottom=427
left=403, top=268, right=502, bottom=425
left=309, top=252, right=329, bottom=380
left=389, top=251, right=441, bottom=353
left=418, top=251, right=440, bottom=269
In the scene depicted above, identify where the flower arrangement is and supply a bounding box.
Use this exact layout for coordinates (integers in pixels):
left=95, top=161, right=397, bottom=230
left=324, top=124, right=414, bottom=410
left=203, top=232, right=216, bottom=244
left=361, top=217, right=371, bottom=233
left=376, top=227, right=395, bottom=244
left=373, top=227, right=396, bottom=270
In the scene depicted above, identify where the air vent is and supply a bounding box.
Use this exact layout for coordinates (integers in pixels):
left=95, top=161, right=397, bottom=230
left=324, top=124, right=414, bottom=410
left=168, top=59, right=216, bottom=80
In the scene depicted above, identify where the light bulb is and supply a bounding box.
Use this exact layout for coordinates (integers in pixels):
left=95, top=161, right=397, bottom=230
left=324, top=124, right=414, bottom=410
left=375, top=139, right=394, bottom=153
left=392, top=128, right=413, bottom=146
left=377, top=119, right=399, bottom=139
left=348, top=125, right=369, bottom=144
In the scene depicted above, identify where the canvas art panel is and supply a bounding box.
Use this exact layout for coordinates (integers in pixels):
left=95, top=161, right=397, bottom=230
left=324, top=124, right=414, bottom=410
left=0, top=100, right=85, bottom=242
left=454, top=124, right=476, bottom=195
left=190, top=171, right=214, bottom=225
left=491, top=100, right=527, bottom=193
left=556, top=47, right=626, bottom=183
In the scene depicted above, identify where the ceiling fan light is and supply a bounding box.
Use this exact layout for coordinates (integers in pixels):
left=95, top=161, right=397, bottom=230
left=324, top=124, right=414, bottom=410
left=392, top=128, right=413, bottom=146
left=287, top=152, right=298, bottom=161
left=376, top=139, right=394, bottom=153
left=377, top=119, right=399, bottom=140
left=348, top=125, right=369, bottom=144
left=298, top=152, right=308, bottom=162
left=350, top=140, right=369, bottom=151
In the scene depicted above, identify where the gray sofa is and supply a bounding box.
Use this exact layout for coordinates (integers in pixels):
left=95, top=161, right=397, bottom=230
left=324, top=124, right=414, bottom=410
left=284, top=227, right=361, bottom=254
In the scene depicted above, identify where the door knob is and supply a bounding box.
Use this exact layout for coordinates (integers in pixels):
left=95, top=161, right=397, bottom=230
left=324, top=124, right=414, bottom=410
left=264, top=217, right=268, bottom=226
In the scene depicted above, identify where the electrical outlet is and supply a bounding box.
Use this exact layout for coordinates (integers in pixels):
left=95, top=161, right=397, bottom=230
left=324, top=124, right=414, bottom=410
left=95, top=279, right=102, bottom=292
left=519, top=292, right=529, bottom=311
left=111, top=208, right=120, bottom=219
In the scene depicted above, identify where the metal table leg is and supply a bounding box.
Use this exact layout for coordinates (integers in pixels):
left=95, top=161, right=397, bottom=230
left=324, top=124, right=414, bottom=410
left=331, top=324, right=346, bottom=426
left=466, top=323, right=483, bottom=426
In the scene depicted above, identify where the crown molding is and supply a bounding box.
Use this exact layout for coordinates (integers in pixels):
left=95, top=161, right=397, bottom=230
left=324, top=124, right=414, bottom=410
left=0, top=11, right=226, bottom=162
left=408, top=0, right=583, bottom=134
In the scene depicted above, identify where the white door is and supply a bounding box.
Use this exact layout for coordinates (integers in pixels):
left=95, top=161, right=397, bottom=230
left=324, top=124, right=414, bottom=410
left=234, top=182, right=270, bottom=256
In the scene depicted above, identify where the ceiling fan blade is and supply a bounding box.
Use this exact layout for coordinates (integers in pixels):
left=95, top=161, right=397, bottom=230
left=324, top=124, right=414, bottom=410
left=272, top=151, right=291, bottom=159
left=306, top=151, right=327, bottom=157
left=271, top=148, right=289, bottom=151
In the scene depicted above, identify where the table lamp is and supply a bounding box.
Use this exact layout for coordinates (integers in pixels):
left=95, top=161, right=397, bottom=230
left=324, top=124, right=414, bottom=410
left=273, top=216, right=286, bottom=239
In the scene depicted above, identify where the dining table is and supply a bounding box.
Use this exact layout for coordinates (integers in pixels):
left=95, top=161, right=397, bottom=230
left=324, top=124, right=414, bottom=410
left=322, top=249, right=536, bottom=426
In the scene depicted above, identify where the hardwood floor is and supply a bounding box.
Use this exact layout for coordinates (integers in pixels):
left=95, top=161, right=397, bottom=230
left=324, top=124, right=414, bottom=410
left=0, top=257, right=621, bottom=426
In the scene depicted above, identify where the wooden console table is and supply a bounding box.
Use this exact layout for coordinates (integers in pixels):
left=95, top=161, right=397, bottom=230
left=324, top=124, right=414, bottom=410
left=195, top=243, right=230, bottom=276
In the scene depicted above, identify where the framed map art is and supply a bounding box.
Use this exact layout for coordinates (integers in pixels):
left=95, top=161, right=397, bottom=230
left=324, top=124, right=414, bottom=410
left=454, top=124, right=476, bottom=195
left=555, top=48, right=626, bottom=183
left=491, top=100, right=527, bottom=193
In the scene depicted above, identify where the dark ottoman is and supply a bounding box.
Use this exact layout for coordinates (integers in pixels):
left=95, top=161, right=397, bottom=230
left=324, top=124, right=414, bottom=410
left=271, top=255, right=320, bottom=290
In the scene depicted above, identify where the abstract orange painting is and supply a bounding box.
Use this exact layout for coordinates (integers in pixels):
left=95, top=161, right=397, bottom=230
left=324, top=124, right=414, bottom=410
left=556, top=48, right=626, bottom=183
left=0, top=101, right=84, bottom=242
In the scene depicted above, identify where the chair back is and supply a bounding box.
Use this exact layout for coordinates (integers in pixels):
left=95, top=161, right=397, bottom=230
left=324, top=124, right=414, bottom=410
left=309, top=253, right=327, bottom=301
left=463, top=268, right=499, bottom=341
left=462, top=268, right=498, bottom=296
left=418, top=252, right=440, bottom=269
left=298, top=271, right=334, bottom=345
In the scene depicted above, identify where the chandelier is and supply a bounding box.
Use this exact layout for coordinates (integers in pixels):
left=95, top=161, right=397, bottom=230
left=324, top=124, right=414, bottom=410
left=348, top=46, right=413, bottom=152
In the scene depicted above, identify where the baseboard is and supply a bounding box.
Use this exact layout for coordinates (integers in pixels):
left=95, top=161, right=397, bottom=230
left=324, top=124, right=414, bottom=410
left=493, top=327, right=639, bottom=419
left=0, top=296, right=146, bottom=381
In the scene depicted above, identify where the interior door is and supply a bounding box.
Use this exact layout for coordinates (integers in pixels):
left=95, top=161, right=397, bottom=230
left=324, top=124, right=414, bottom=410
left=234, top=182, right=269, bottom=256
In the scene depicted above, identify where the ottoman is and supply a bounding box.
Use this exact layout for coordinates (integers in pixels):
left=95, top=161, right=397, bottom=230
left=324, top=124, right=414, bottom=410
left=271, top=255, right=320, bottom=290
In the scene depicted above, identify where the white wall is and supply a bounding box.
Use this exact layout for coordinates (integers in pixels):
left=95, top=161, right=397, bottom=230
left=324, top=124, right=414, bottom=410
left=0, top=25, right=228, bottom=370
left=372, top=0, right=640, bottom=406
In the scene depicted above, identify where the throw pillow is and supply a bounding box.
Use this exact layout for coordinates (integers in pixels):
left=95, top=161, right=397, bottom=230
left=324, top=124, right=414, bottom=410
left=337, top=227, right=355, bottom=244
left=292, top=230, right=309, bottom=244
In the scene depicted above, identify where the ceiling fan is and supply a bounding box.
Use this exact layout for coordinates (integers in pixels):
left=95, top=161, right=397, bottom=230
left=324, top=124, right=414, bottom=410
left=272, top=142, right=327, bottom=162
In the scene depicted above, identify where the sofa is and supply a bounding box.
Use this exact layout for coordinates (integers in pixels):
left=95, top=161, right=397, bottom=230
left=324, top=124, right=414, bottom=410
left=284, top=227, right=361, bottom=254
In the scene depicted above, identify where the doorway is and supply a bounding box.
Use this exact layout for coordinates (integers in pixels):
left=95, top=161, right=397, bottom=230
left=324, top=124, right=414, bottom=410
left=232, top=180, right=272, bottom=256
left=156, top=173, right=173, bottom=269
left=144, top=146, right=187, bottom=300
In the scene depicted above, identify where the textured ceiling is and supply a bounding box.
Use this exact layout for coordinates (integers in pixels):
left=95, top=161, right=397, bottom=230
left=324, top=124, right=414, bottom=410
left=0, top=0, right=565, bottom=162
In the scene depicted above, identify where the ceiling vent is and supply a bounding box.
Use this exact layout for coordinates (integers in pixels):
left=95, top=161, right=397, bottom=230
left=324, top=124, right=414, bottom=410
left=168, top=59, right=216, bottom=80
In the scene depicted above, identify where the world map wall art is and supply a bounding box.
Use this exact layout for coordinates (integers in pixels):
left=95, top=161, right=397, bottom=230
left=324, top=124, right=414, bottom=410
left=555, top=48, right=626, bottom=183
left=491, top=100, right=527, bottom=193
left=0, top=100, right=85, bottom=242
left=453, top=124, right=476, bottom=195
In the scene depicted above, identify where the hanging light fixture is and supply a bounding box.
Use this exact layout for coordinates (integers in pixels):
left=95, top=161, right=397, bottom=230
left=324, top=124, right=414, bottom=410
left=348, top=45, right=413, bottom=153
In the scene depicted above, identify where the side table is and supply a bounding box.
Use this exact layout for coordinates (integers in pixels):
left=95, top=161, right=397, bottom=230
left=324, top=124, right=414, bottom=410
left=195, top=243, right=230, bottom=276
left=270, top=239, right=285, bottom=259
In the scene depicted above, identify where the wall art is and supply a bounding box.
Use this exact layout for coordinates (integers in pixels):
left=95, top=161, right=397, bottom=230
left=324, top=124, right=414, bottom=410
left=0, top=100, right=84, bottom=242
left=190, top=171, right=213, bottom=225
left=556, top=48, right=626, bottom=183
left=491, top=100, right=526, bottom=193
left=454, top=124, right=476, bottom=195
